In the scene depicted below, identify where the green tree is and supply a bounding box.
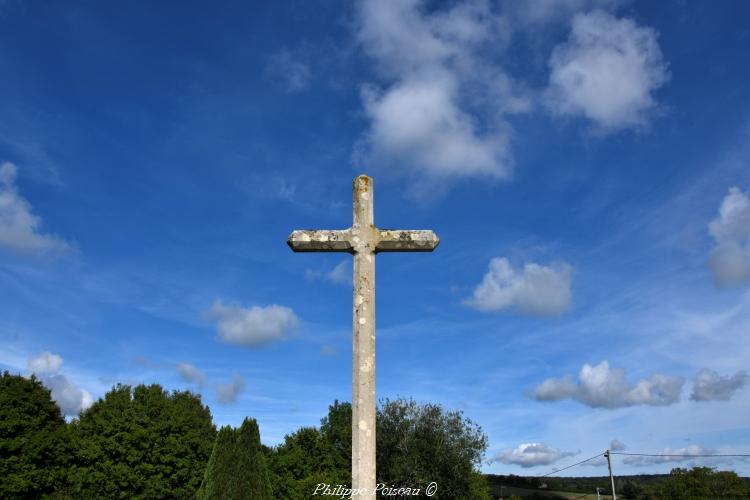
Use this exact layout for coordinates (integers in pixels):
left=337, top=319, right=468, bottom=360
left=621, top=479, right=643, bottom=499
left=644, top=467, right=750, bottom=499
left=0, top=371, right=71, bottom=499
left=319, top=400, right=352, bottom=474
left=71, top=383, right=216, bottom=499
left=266, top=425, right=345, bottom=499
left=199, top=418, right=272, bottom=500
left=234, top=418, right=273, bottom=499
left=264, top=401, right=353, bottom=499
left=377, top=398, right=489, bottom=499
left=466, top=471, right=492, bottom=500
left=266, top=398, right=490, bottom=499
left=198, top=426, right=237, bottom=499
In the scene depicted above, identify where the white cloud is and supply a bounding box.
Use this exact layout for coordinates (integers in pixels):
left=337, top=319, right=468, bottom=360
left=690, top=368, right=747, bottom=402
left=43, top=374, right=94, bottom=416
left=176, top=362, right=206, bottom=386
left=355, top=0, right=526, bottom=185
left=707, top=187, right=750, bottom=288
left=534, top=361, right=684, bottom=408
left=495, top=442, right=578, bottom=468
left=359, top=75, right=512, bottom=180
left=27, top=351, right=92, bottom=416
left=305, top=268, right=321, bottom=282
left=464, top=257, right=573, bottom=316
left=545, top=10, right=669, bottom=132
left=27, top=351, right=63, bottom=374
left=216, top=373, right=245, bottom=404
left=206, top=300, right=298, bottom=348
left=0, top=162, right=70, bottom=255
left=611, top=438, right=627, bottom=451
left=622, top=445, right=715, bottom=466
left=265, top=50, right=311, bottom=93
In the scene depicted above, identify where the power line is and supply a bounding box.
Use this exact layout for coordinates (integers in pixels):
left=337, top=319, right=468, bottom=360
left=610, top=452, right=750, bottom=458
left=538, top=452, right=605, bottom=478
left=527, top=450, right=750, bottom=483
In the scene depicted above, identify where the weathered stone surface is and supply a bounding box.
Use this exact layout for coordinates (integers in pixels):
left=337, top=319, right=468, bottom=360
left=287, top=174, right=438, bottom=497
left=287, top=226, right=438, bottom=254
left=287, top=229, right=353, bottom=252
left=376, top=229, right=439, bottom=252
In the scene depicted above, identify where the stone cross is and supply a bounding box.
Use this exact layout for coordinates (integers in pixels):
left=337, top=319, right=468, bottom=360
left=287, top=175, right=439, bottom=496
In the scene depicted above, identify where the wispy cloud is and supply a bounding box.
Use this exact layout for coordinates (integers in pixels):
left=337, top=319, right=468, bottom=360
left=216, top=373, right=245, bottom=404
left=464, top=257, right=572, bottom=316
left=545, top=10, right=669, bottom=132
left=306, top=260, right=351, bottom=286
left=320, top=344, right=336, bottom=356
left=533, top=361, right=684, bottom=408
left=581, top=439, right=627, bottom=467
left=326, top=261, right=351, bottom=285
left=622, top=445, right=715, bottom=466
left=176, top=362, right=207, bottom=387
left=507, top=0, right=624, bottom=27
left=264, top=49, right=312, bottom=93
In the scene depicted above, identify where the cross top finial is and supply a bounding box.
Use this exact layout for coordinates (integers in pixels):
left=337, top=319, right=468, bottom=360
left=353, top=174, right=374, bottom=229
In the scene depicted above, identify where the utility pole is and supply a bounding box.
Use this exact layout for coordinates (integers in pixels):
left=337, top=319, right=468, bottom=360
left=605, top=450, right=617, bottom=500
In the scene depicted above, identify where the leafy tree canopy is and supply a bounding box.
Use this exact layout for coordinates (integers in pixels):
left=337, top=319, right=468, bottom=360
left=265, top=398, right=490, bottom=499
left=377, top=397, right=490, bottom=500
left=644, top=466, right=750, bottom=499
left=0, top=371, right=70, bottom=499
left=71, top=383, right=216, bottom=499
left=199, top=418, right=272, bottom=500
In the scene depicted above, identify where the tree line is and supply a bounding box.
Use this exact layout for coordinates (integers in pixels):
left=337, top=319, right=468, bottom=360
left=486, top=468, right=750, bottom=499
left=3, top=371, right=748, bottom=499
left=0, top=371, right=490, bottom=499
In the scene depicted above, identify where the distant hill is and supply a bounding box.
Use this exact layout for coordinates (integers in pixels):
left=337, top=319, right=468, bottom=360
left=484, top=473, right=750, bottom=499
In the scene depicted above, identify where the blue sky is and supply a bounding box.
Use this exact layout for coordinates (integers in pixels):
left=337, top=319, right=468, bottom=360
left=2, top=0, right=750, bottom=477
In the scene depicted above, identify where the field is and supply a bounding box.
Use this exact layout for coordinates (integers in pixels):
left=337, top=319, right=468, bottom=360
left=489, top=484, right=613, bottom=499
left=484, top=474, right=616, bottom=500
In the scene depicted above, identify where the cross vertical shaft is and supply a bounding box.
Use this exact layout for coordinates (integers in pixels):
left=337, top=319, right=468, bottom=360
left=352, top=176, right=376, bottom=494
left=287, top=174, right=439, bottom=497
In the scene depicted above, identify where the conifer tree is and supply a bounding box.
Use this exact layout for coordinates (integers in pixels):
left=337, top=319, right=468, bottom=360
left=198, top=426, right=237, bottom=499
left=198, top=418, right=272, bottom=500
left=235, top=418, right=272, bottom=500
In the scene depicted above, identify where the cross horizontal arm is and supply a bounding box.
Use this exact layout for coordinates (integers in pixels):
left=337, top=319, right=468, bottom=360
left=375, top=230, right=439, bottom=253
left=287, top=229, right=354, bottom=253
